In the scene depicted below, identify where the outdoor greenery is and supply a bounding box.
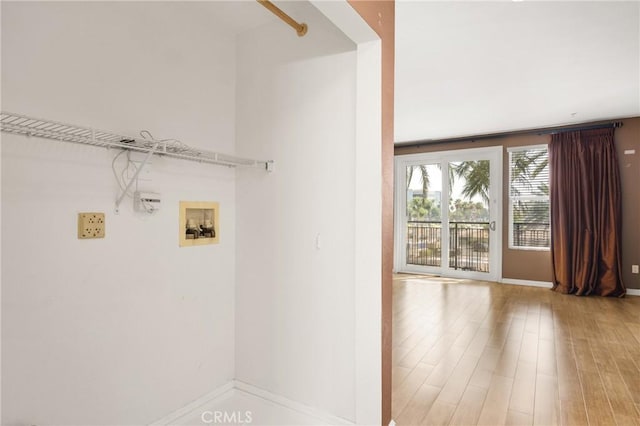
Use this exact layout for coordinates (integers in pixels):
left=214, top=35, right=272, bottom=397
left=407, top=153, right=548, bottom=224
left=406, top=161, right=490, bottom=222
left=449, top=199, right=489, bottom=222
left=407, top=196, right=489, bottom=222
left=407, top=197, right=441, bottom=221
left=451, top=161, right=490, bottom=204
left=406, top=165, right=430, bottom=199
left=510, top=149, right=549, bottom=224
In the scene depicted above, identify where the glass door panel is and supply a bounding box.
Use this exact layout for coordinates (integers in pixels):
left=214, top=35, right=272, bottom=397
left=405, top=164, right=442, bottom=268
left=448, top=160, right=491, bottom=273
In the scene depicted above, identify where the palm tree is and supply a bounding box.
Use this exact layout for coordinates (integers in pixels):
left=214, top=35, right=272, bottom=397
left=451, top=153, right=548, bottom=218
left=511, top=149, right=548, bottom=196
left=409, top=155, right=546, bottom=207
left=511, top=149, right=549, bottom=221
left=452, top=160, right=490, bottom=204
left=407, top=164, right=456, bottom=197
left=406, top=165, right=430, bottom=198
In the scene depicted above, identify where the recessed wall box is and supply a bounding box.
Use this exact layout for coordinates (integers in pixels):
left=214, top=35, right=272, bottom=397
left=134, top=191, right=161, bottom=213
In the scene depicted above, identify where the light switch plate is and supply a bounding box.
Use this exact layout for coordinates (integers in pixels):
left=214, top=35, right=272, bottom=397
left=633, top=265, right=639, bottom=274
left=78, top=212, right=105, bottom=239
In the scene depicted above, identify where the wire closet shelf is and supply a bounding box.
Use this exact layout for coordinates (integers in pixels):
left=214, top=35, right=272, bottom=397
left=0, top=111, right=272, bottom=170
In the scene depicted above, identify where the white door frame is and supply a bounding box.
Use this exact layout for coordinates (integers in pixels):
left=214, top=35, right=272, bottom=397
left=394, top=146, right=503, bottom=282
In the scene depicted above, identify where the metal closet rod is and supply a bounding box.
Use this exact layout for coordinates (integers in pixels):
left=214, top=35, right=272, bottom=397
left=257, top=0, right=308, bottom=37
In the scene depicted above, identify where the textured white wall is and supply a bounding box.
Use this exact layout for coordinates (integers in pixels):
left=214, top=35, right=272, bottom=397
left=1, top=3, right=237, bottom=424
left=234, top=2, right=359, bottom=421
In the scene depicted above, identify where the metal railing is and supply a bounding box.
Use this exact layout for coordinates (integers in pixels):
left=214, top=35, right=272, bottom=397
left=406, top=222, right=443, bottom=267
left=448, top=222, right=490, bottom=272
left=406, top=221, right=550, bottom=272
left=513, top=222, right=550, bottom=248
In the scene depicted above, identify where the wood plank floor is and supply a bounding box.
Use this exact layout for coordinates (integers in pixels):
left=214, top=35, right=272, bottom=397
left=392, top=274, right=640, bottom=426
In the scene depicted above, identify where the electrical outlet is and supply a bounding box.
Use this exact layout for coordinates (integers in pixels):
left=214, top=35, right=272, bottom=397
left=78, top=212, right=105, bottom=239
left=633, top=265, right=639, bottom=274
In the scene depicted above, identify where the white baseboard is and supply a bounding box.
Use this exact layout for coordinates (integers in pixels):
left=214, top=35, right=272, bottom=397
left=149, top=380, right=354, bottom=426
left=234, top=381, right=354, bottom=425
left=149, top=381, right=234, bottom=425
left=501, top=278, right=639, bottom=296
left=500, top=278, right=553, bottom=288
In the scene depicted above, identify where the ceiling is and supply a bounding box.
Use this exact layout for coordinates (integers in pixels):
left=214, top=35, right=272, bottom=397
left=199, top=1, right=278, bottom=34
left=395, top=1, right=640, bottom=143
left=109, top=1, right=278, bottom=36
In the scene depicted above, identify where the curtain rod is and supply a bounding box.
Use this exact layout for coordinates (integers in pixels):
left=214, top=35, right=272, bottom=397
left=538, top=121, right=623, bottom=135
left=257, top=0, right=307, bottom=37
left=395, top=120, right=625, bottom=149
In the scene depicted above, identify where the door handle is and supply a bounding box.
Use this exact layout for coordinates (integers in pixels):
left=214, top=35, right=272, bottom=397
left=490, top=221, right=496, bottom=231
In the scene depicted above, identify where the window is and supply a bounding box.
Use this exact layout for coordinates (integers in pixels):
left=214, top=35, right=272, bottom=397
left=508, top=145, right=550, bottom=249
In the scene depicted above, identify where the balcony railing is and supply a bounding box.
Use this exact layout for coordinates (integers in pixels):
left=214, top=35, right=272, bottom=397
left=406, top=221, right=550, bottom=272
left=513, top=222, right=550, bottom=248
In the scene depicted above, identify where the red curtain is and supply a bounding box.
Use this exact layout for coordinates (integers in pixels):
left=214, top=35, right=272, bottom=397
left=549, top=128, right=625, bottom=297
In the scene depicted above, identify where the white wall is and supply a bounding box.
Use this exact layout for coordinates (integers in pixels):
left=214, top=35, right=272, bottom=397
left=234, top=2, right=359, bottom=421
left=1, top=3, right=237, bottom=424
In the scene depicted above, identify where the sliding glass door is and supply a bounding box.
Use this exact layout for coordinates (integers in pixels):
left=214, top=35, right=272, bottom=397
left=395, top=147, right=502, bottom=281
